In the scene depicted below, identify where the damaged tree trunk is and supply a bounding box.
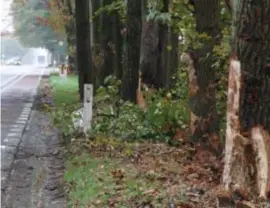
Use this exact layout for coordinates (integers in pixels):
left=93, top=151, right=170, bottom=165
left=221, top=0, right=270, bottom=204
left=188, top=0, right=221, bottom=155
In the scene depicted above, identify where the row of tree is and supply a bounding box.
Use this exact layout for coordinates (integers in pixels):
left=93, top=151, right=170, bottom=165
left=12, top=0, right=270, bottom=201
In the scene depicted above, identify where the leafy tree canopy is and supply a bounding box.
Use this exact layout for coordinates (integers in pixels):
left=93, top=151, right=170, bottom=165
left=11, top=0, right=67, bottom=54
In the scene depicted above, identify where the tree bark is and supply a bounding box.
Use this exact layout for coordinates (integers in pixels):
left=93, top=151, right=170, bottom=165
left=168, top=27, right=179, bottom=85
left=91, top=0, right=102, bottom=88
left=139, top=0, right=159, bottom=87
left=155, top=0, right=170, bottom=88
left=99, top=0, right=114, bottom=82
left=112, top=12, right=123, bottom=80
left=75, top=0, right=93, bottom=101
left=221, top=0, right=270, bottom=203
left=121, top=0, right=142, bottom=102
left=61, top=0, right=77, bottom=72
left=65, top=25, right=76, bottom=72
left=188, top=0, right=221, bottom=155
left=139, top=19, right=159, bottom=87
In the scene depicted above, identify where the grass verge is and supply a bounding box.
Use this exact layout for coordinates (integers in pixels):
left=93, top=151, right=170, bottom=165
left=64, top=137, right=191, bottom=208
left=48, top=74, right=79, bottom=106
left=47, top=73, right=221, bottom=208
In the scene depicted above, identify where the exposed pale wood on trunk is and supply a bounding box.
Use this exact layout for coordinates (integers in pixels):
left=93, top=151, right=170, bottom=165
left=223, top=58, right=242, bottom=190
left=221, top=0, right=270, bottom=202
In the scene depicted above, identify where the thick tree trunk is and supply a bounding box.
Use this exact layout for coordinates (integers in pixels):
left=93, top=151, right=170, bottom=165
left=91, top=0, right=102, bottom=88
left=221, top=0, right=270, bottom=203
left=139, top=19, right=159, bottom=87
left=188, top=0, right=221, bottom=155
left=75, top=0, right=93, bottom=101
left=121, top=0, right=142, bottom=102
left=139, top=0, right=159, bottom=87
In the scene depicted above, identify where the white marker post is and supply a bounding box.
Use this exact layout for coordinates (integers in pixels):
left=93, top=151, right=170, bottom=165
left=83, top=84, right=93, bottom=134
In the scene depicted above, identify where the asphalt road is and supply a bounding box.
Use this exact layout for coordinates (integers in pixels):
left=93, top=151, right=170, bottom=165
left=1, top=65, right=66, bottom=207
left=1, top=65, right=44, bottom=143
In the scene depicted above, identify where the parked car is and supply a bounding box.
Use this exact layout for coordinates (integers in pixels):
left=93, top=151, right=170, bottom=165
left=6, top=57, right=22, bottom=65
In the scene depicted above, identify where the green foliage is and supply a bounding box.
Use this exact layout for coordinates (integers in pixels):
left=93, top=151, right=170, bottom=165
left=146, top=0, right=171, bottom=24
left=48, top=74, right=80, bottom=139
left=92, top=75, right=189, bottom=142
left=11, top=0, right=66, bottom=53
left=93, top=0, right=126, bottom=23
left=50, top=103, right=79, bottom=139
left=170, top=61, right=189, bottom=101
left=1, top=37, right=29, bottom=60
left=212, top=27, right=231, bottom=136
left=48, top=73, right=189, bottom=143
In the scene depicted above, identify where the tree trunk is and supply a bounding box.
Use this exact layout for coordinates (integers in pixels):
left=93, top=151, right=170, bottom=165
left=66, top=25, right=77, bottom=72
left=139, top=0, right=159, bottom=87
left=221, top=0, right=270, bottom=204
left=68, top=52, right=76, bottom=72
left=50, top=50, right=55, bottom=66
left=121, top=0, right=142, bottom=102
left=155, top=0, right=169, bottom=88
left=139, top=19, right=159, bottom=87
left=188, top=0, right=221, bottom=155
left=75, top=0, right=93, bottom=101
left=168, top=27, right=179, bottom=85
left=112, top=13, right=123, bottom=80
left=100, top=0, right=114, bottom=82
left=91, top=0, right=102, bottom=88
left=62, top=0, right=77, bottom=72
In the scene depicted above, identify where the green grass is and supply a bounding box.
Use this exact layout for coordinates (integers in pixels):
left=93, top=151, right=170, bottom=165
left=64, top=154, right=169, bottom=208
left=49, top=74, right=79, bottom=106
left=63, top=137, right=189, bottom=208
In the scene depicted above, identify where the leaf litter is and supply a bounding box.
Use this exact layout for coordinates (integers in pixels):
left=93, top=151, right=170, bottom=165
left=41, top=77, right=242, bottom=208
left=63, top=134, right=224, bottom=208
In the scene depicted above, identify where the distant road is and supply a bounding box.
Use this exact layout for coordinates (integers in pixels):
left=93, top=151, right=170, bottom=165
left=0, top=65, right=37, bottom=93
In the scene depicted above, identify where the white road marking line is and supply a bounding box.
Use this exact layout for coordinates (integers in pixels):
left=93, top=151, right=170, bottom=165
left=15, top=120, right=26, bottom=124
left=7, top=132, right=21, bottom=137
left=1, top=74, right=22, bottom=88
left=1, top=67, right=36, bottom=94
left=10, top=128, right=23, bottom=132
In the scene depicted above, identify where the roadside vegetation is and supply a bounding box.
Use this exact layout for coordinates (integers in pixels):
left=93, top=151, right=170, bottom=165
left=47, top=73, right=221, bottom=207
left=13, top=0, right=270, bottom=207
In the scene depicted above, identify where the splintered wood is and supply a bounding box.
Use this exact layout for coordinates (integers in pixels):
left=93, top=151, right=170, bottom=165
left=221, top=58, right=270, bottom=203
left=223, top=58, right=242, bottom=190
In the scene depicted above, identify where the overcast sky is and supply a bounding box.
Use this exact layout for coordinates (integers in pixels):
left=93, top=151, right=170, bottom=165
left=0, top=0, right=13, bottom=32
